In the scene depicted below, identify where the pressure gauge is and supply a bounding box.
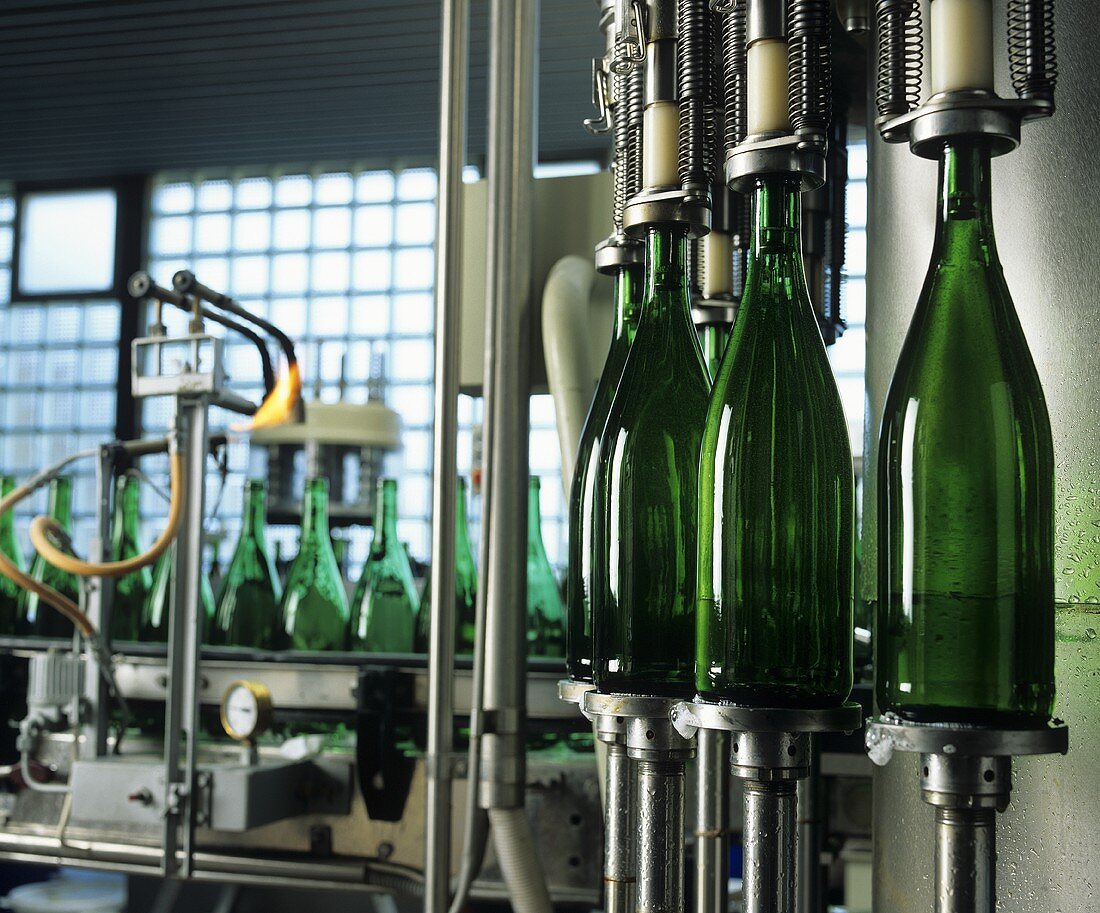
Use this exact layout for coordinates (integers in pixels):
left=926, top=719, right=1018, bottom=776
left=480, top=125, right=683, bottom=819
left=220, top=680, right=273, bottom=743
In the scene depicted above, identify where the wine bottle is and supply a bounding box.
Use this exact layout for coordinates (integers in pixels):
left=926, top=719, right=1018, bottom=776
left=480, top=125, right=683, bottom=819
left=415, top=476, right=477, bottom=654
left=696, top=177, right=854, bottom=707
left=700, top=322, right=730, bottom=381
left=527, top=476, right=565, bottom=658
left=109, top=473, right=152, bottom=643
left=0, top=475, right=25, bottom=636
left=350, top=479, right=417, bottom=653
left=280, top=477, right=350, bottom=651
left=592, top=226, right=712, bottom=695
left=210, top=479, right=283, bottom=649
left=20, top=477, right=82, bottom=638
left=141, top=547, right=217, bottom=643
left=566, top=264, right=641, bottom=681
left=876, top=142, right=1055, bottom=726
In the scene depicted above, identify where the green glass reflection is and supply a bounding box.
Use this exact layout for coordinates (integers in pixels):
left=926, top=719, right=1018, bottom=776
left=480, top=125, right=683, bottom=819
left=566, top=265, right=641, bottom=681
left=876, top=143, right=1055, bottom=726
left=280, top=477, right=350, bottom=651
left=21, top=477, right=81, bottom=638
left=697, top=179, right=854, bottom=707
left=592, top=226, right=711, bottom=696
left=109, top=473, right=152, bottom=643
left=350, top=479, right=417, bottom=653
left=0, top=475, right=25, bottom=636
left=210, top=479, right=283, bottom=649
left=141, top=547, right=216, bottom=643
left=527, top=476, right=564, bottom=658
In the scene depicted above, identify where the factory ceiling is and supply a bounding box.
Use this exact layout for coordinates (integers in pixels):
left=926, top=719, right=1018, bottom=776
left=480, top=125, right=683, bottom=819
left=0, top=0, right=608, bottom=182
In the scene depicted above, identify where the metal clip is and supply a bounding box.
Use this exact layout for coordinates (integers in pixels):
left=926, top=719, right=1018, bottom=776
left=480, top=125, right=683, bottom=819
left=710, top=0, right=737, bottom=11
left=611, top=0, right=647, bottom=74
left=584, top=57, right=613, bottom=134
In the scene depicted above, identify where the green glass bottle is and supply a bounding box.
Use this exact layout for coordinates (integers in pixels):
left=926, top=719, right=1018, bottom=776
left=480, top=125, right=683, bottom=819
left=0, top=475, right=25, bottom=636
left=415, top=476, right=477, bottom=654
left=141, top=547, right=216, bottom=643
left=350, top=479, right=417, bottom=653
left=700, top=322, right=730, bottom=381
left=696, top=178, right=854, bottom=707
left=592, top=226, right=712, bottom=695
left=20, top=477, right=82, bottom=638
left=566, top=265, right=641, bottom=681
left=527, top=476, right=565, bottom=658
left=876, top=143, right=1055, bottom=726
left=109, top=473, right=152, bottom=643
left=210, top=479, right=282, bottom=649
left=280, top=477, right=350, bottom=651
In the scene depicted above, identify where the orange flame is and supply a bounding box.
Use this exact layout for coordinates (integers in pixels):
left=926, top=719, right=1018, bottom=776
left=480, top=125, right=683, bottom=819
left=234, top=361, right=303, bottom=432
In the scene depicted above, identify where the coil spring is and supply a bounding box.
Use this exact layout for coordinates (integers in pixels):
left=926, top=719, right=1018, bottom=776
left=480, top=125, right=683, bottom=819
left=875, top=0, right=923, bottom=118
left=720, top=0, right=747, bottom=149
left=678, top=0, right=718, bottom=195
left=788, top=0, right=832, bottom=134
left=624, top=61, right=645, bottom=200
left=612, top=70, right=630, bottom=233
left=690, top=236, right=706, bottom=294
left=1008, top=0, right=1057, bottom=102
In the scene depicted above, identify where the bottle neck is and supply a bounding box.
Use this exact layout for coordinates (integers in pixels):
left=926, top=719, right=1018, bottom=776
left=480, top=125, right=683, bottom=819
left=527, top=479, right=545, bottom=557
left=301, top=481, right=330, bottom=541
left=0, top=476, right=15, bottom=539
left=613, top=264, right=642, bottom=339
left=375, top=480, right=399, bottom=547
left=934, top=142, right=999, bottom=265
left=748, top=178, right=804, bottom=265
left=454, top=478, right=474, bottom=560
left=49, top=479, right=73, bottom=531
left=643, top=226, right=691, bottom=307
left=242, top=482, right=266, bottom=537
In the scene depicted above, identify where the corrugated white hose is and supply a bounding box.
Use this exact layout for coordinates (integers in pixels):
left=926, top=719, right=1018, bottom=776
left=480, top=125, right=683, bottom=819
left=489, top=808, right=554, bottom=913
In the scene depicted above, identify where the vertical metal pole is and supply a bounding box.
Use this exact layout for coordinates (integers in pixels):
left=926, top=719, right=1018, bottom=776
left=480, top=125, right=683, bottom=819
left=796, top=738, right=822, bottom=913
left=81, top=447, right=114, bottom=759
left=478, top=0, right=537, bottom=811
left=424, top=0, right=469, bottom=908
left=636, top=759, right=687, bottom=913
left=934, top=809, right=995, bottom=913
left=604, top=743, right=637, bottom=913
left=162, top=395, right=209, bottom=877
left=696, top=730, right=730, bottom=913
left=742, top=780, right=797, bottom=913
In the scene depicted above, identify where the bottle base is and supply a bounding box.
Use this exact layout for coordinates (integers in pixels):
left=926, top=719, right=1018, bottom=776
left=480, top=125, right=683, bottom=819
left=596, top=673, right=695, bottom=699
left=696, top=683, right=851, bottom=710
left=883, top=703, right=1051, bottom=730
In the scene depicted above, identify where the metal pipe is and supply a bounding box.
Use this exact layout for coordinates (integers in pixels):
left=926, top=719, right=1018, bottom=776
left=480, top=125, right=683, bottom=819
left=478, top=0, right=537, bottom=812
left=605, top=743, right=637, bottom=913
left=695, top=730, right=730, bottom=913
left=934, top=808, right=995, bottom=913
left=636, top=759, right=686, bottom=913
left=796, top=738, right=822, bottom=913
left=742, top=780, right=797, bottom=913
left=424, top=0, right=470, bottom=910
left=81, top=446, right=114, bottom=758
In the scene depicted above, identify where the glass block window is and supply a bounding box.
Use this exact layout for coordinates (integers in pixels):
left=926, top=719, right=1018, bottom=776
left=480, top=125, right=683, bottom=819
left=829, top=142, right=869, bottom=462
left=0, top=190, right=121, bottom=551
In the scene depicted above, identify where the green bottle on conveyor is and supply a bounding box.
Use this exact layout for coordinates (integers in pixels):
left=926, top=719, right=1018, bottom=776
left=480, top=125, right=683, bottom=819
left=0, top=475, right=25, bottom=636
left=592, top=225, right=711, bottom=696
left=696, top=177, right=854, bottom=708
left=21, top=477, right=82, bottom=638
left=109, top=473, right=152, bottom=643
left=280, top=477, right=350, bottom=651
left=876, top=142, right=1055, bottom=726
left=527, top=476, right=564, bottom=658
left=141, top=547, right=216, bottom=643
left=210, top=479, right=283, bottom=649
left=565, top=264, right=641, bottom=682
left=350, top=479, right=417, bottom=653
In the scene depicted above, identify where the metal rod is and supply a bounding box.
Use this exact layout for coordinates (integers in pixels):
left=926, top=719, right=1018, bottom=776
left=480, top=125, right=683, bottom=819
left=604, top=743, right=637, bottom=913
left=934, top=808, right=995, bottom=913
left=81, top=446, right=114, bottom=759
left=796, top=737, right=822, bottom=913
left=636, top=759, right=686, bottom=913
left=695, top=730, right=730, bottom=913
left=478, top=0, right=537, bottom=812
left=742, top=779, right=797, bottom=913
left=424, top=0, right=470, bottom=907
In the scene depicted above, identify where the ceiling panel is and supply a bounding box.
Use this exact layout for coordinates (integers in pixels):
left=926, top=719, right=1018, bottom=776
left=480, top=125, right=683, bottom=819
left=0, top=0, right=609, bottom=181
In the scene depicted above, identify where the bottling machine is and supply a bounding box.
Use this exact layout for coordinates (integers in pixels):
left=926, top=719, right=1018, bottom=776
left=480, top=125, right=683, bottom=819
left=0, top=1, right=1095, bottom=913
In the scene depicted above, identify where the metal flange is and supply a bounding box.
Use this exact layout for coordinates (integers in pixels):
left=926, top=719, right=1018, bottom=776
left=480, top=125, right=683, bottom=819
left=725, top=134, right=826, bottom=194
left=558, top=678, right=596, bottom=706
left=671, top=699, right=864, bottom=740
left=594, top=234, right=645, bottom=274
left=583, top=691, right=694, bottom=760
left=876, top=90, right=1054, bottom=160
left=623, top=188, right=711, bottom=239
left=865, top=717, right=1069, bottom=767
left=691, top=301, right=738, bottom=326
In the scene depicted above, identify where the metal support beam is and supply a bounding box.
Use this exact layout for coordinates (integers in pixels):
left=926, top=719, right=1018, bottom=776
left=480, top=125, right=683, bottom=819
left=695, top=729, right=730, bottom=913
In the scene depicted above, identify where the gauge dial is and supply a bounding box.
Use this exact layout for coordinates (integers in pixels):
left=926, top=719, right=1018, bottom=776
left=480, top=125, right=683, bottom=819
left=220, top=680, right=273, bottom=742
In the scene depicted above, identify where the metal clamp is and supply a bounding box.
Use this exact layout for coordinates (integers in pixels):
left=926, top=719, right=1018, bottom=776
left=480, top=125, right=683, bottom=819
left=584, top=56, right=613, bottom=134
left=611, top=0, right=647, bottom=73
left=876, top=90, right=1054, bottom=160
left=557, top=678, right=597, bottom=706
left=725, top=133, right=827, bottom=193
left=672, top=699, right=864, bottom=739
left=595, top=234, right=645, bottom=274
left=583, top=691, right=695, bottom=760
left=623, top=188, right=712, bottom=239
left=865, top=716, right=1070, bottom=767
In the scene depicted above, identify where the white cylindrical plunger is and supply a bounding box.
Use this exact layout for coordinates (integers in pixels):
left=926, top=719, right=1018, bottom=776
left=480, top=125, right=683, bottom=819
left=746, top=39, right=791, bottom=135
left=702, top=230, right=733, bottom=298
left=643, top=101, right=681, bottom=189
left=930, top=0, right=995, bottom=95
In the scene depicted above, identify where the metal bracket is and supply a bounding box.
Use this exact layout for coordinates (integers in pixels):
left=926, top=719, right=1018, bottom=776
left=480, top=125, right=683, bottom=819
left=584, top=57, right=613, bottom=134
left=725, top=133, right=828, bottom=193
left=611, top=0, right=647, bottom=74
left=865, top=716, right=1069, bottom=767
left=671, top=699, right=864, bottom=740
